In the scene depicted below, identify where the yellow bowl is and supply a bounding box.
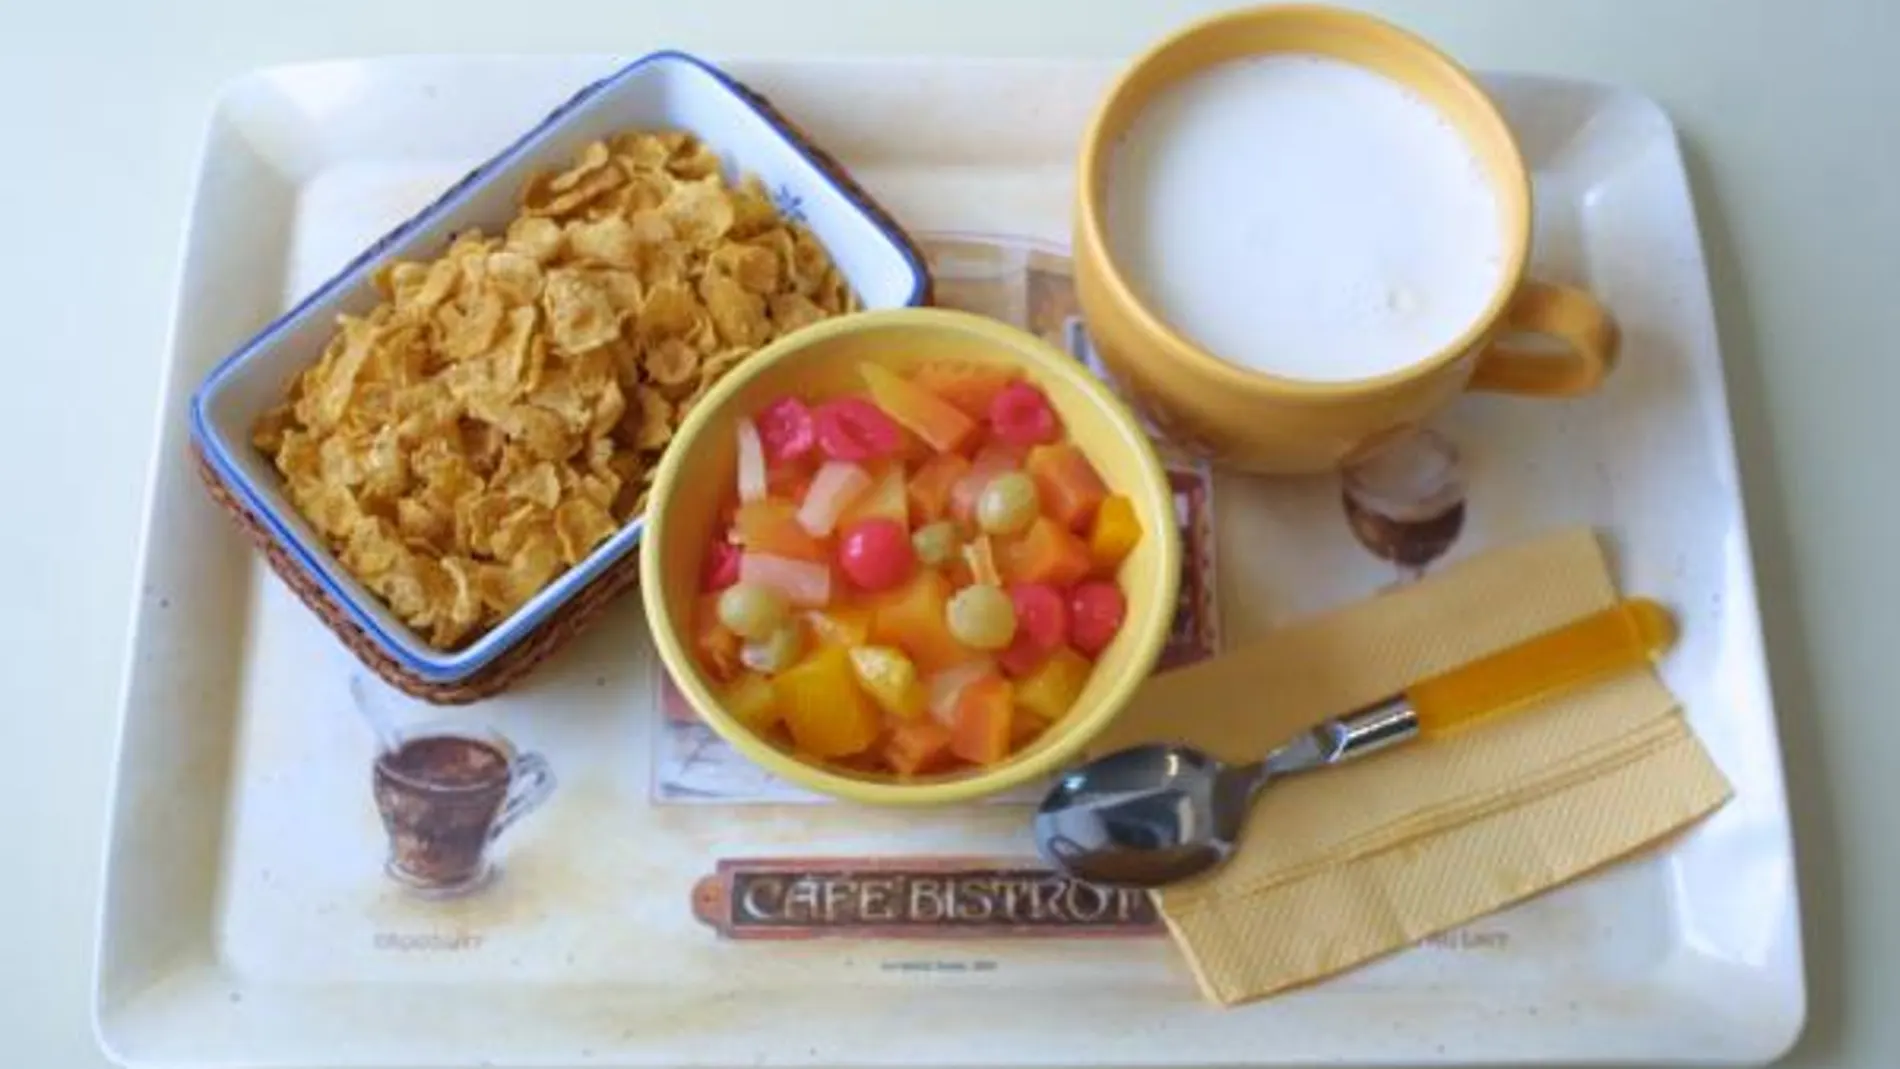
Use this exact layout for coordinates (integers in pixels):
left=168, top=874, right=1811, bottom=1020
left=1071, top=4, right=1612, bottom=473
left=639, top=307, right=1181, bottom=805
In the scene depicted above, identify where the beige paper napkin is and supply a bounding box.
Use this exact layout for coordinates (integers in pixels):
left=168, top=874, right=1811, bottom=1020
left=1088, top=527, right=1731, bottom=1005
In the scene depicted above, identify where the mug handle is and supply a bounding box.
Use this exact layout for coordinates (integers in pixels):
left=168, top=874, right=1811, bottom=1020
left=490, top=752, right=556, bottom=843
left=1466, top=281, right=1621, bottom=397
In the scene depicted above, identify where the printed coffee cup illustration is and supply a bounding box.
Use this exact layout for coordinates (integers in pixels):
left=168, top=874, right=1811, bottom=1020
left=1340, top=427, right=1468, bottom=582
left=370, top=724, right=555, bottom=897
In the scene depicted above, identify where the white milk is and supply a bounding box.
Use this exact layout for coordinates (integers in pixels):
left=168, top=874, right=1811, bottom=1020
left=1105, top=54, right=1505, bottom=383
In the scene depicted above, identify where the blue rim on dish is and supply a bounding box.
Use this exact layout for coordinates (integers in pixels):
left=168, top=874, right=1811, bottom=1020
left=189, top=50, right=930, bottom=683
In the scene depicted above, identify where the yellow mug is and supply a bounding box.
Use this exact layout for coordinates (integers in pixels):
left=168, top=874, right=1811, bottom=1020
left=1073, top=4, right=1620, bottom=473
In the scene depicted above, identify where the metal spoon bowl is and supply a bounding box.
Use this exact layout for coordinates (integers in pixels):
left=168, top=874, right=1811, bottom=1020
left=1034, top=700, right=1415, bottom=888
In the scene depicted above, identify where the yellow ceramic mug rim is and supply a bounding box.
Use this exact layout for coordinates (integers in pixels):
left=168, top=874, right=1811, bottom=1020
left=1075, top=3, right=1534, bottom=400
left=639, top=307, right=1182, bottom=806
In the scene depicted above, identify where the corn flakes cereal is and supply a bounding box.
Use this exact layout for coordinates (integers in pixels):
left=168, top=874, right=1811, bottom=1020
left=254, top=131, right=860, bottom=649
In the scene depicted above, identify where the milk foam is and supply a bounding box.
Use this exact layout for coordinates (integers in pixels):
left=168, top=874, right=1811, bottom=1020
left=1106, top=55, right=1505, bottom=383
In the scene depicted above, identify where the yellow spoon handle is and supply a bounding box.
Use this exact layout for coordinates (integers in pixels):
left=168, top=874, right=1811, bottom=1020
left=1404, top=598, right=1677, bottom=739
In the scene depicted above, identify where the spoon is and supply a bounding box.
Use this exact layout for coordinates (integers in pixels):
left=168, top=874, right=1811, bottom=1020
left=1034, top=598, right=1677, bottom=888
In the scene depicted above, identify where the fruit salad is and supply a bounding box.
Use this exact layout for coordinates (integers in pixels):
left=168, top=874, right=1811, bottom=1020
left=689, top=361, right=1144, bottom=777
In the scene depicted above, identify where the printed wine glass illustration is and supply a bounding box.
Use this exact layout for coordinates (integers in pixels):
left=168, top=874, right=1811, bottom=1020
left=1339, top=427, right=1468, bottom=583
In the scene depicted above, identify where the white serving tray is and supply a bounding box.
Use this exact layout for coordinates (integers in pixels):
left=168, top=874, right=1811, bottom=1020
left=96, top=57, right=1804, bottom=1068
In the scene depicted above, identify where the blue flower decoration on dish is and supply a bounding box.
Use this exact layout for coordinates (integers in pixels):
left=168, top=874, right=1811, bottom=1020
left=773, top=183, right=807, bottom=223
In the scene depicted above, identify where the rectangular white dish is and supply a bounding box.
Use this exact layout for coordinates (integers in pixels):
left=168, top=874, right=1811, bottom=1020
left=189, top=50, right=928, bottom=683
left=98, top=57, right=1803, bottom=1067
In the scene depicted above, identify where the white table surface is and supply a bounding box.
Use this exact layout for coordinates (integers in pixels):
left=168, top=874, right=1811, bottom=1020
left=1, top=1, right=1892, bottom=1066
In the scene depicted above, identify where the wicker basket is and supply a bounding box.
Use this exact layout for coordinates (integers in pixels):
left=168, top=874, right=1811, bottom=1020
left=193, top=78, right=933, bottom=705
